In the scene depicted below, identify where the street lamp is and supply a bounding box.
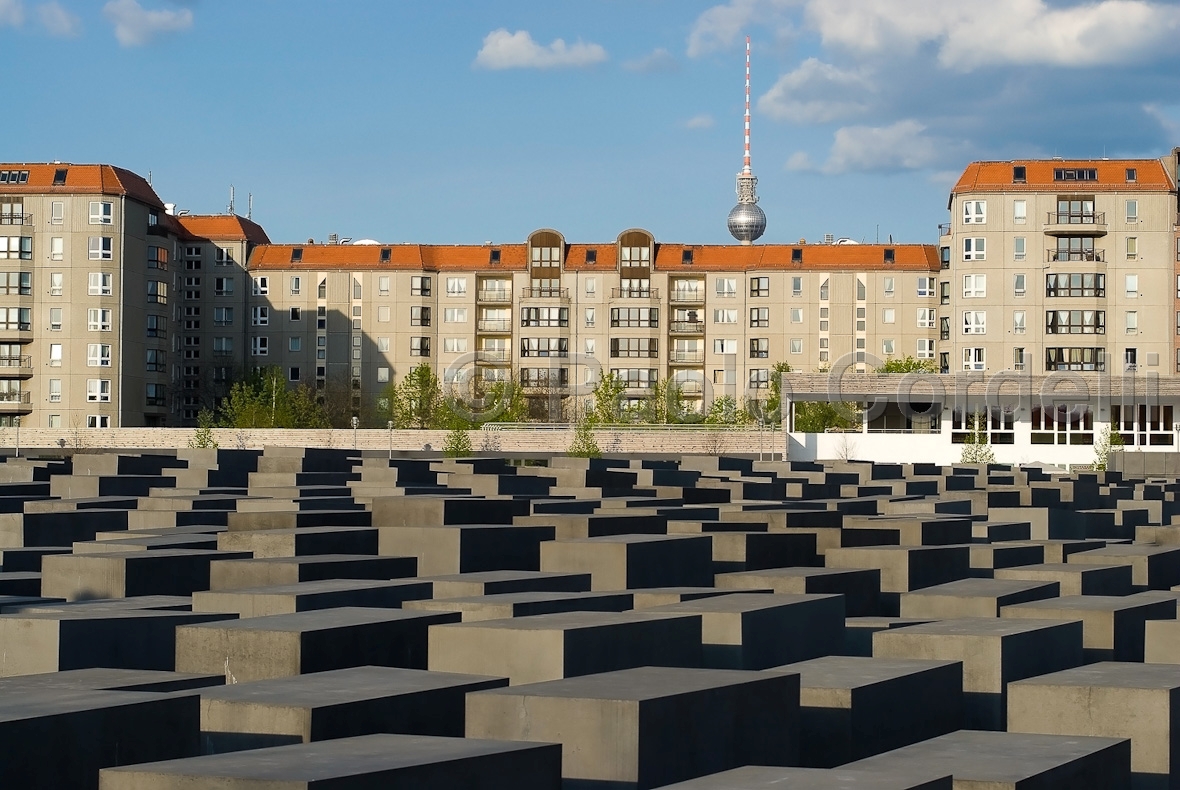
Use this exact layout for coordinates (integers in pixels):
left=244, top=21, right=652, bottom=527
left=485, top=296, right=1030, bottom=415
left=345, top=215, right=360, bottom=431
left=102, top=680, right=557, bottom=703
left=387, top=420, right=394, bottom=461
left=13, top=415, right=19, bottom=459
left=351, top=415, right=359, bottom=450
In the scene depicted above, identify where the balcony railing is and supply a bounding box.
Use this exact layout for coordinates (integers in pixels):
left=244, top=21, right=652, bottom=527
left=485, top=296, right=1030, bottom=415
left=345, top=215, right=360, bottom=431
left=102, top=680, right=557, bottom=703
left=669, top=351, right=705, bottom=364
left=669, top=321, right=704, bottom=334
left=476, top=350, right=510, bottom=363
left=1047, top=249, right=1105, bottom=263
left=611, top=287, right=660, bottom=299
left=938, top=223, right=951, bottom=237
left=0, top=214, right=31, bottom=226
left=521, top=351, right=569, bottom=359
left=477, top=319, right=512, bottom=333
left=1044, top=211, right=1107, bottom=235
left=520, top=287, right=568, bottom=299
left=669, top=289, right=705, bottom=304
left=677, top=381, right=704, bottom=395
left=0, top=356, right=32, bottom=372
left=0, top=391, right=31, bottom=404
left=477, top=290, right=513, bottom=304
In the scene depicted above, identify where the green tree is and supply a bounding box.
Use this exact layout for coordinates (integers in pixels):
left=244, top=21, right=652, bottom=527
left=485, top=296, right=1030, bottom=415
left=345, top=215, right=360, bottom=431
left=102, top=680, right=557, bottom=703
left=1093, top=425, right=1125, bottom=471
left=188, top=408, right=219, bottom=449
left=217, top=367, right=330, bottom=429
left=960, top=408, right=996, bottom=464
left=393, top=362, right=443, bottom=429
left=567, top=417, right=601, bottom=457
left=477, top=376, right=529, bottom=424
left=443, top=425, right=473, bottom=457
left=792, top=401, right=862, bottom=433
left=640, top=379, right=687, bottom=425
left=589, top=373, right=627, bottom=425
left=758, top=361, right=792, bottom=427
left=705, top=395, right=752, bottom=426
left=876, top=356, right=937, bottom=374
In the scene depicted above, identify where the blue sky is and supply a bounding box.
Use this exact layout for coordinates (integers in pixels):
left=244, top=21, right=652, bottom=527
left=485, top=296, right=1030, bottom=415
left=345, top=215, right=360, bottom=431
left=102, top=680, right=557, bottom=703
left=4, top=0, right=1180, bottom=246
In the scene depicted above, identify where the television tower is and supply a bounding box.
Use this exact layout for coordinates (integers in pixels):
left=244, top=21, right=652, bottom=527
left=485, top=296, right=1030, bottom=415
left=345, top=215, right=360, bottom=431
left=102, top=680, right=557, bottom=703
left=727, top=36, right=767, bottom=244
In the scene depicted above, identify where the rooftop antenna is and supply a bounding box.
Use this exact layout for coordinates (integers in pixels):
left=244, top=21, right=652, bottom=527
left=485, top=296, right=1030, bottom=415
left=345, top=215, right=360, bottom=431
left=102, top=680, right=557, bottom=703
left=727, top=36, right=766, bottom=245
left=228, top=185, right=235, bottom=216
left=147, top=170, right=152, bottom=186
left=247, top=193, right=253, bottom=221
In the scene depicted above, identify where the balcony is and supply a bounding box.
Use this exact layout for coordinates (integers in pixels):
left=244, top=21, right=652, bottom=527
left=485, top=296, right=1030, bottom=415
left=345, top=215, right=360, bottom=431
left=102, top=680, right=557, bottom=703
left=611, top=287, right=660, bottom=299
left=676, top=381, right=704, bottom=396
left=1044, top=211, right=1107, bottom=236
left=669, top=321, right=704, bottom=334
left=669, top=289, right=705, bottom=305
left=0, top=356, right=33, bottom=377
left=0, top=214, right=31, bottom=226
left=476, top=349, right=510, bottom=363
left=938, top=223, right=951, bottom=238
left=477, top=289, right=513, bottom=304
left=477, top=319, right=512, bottom=333
left=0, top=391, right=32, bottom=410
left=1047, top=248, right=1105, bottom=263
left=520, top=287, right=569, bottom=300
left=669, top=351, right=705, bottom=364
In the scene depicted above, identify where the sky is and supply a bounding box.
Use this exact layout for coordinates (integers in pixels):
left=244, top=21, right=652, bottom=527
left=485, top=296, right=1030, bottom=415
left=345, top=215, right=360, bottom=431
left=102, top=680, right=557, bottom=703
left=3, top=0, right=1180, bottom=247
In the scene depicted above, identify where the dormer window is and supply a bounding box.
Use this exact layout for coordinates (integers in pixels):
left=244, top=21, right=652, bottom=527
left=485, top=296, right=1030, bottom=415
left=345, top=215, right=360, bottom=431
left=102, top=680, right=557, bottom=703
left=1013, top=165, right=1026, bottom=183
left=52, top=169, right=67, bottom=186
left=884, top=248, right=896, bottom=264
left=1126, top=168, right=1137, bottom=183
left=682, top=249, right=694, bottom=265
left=585, top=249, right=597, bottom=264
left=380, top=248, right=391, bottom=262
left=290, top=248, right=303, bottom=263
left=490, top=248, right=501, bottom=264
left=791, top=248, right=803, bottom=263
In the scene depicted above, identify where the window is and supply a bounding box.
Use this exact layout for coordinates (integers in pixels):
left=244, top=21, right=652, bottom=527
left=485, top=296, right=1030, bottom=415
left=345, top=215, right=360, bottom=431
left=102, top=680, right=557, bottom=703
left=963, top=348, right=985, bottom=371
left=819, top=306, right=829, bottom=332
left=820, top=278, right=830, bottom=301
left=610, top=368, right=656, bottom=389
left=50, top=201, right=63, bottom=224
left=962, top=311, right=986, bottom=334
left=714, top=339, right=736, bottom=354
left=87, top=415, right=111, bottom=429
left=50, top=272, right=63, bottom=296
left=0, top=272, right=31, bottom=295
left=214, top=307, right=233, bottom=326
left=446, top=277, right=467, bottom=296
left=750, top=308, right=769, bottom=328
left=917, top=277, right=934, bottom=297
left=353, top=278, right=362, bottom=300
left=750, top=338, right=769, bottom=358
left=146, top=348, right=165, bottom=371
left=792, top=276, right=803, bottom=296
left=87, top=379, right=111, bottom=403
left=146, top=280, right=167, bottom=304
left=411, top=276, right=431, bottom=296
left=1013, top=311, right=1026, bottom=334
left=1014, top=348, right=1026, bottom=371
left=444, top=337, right=468, bottom=353
left=377, top=305, right=390, bottom=322
left=713, top=369, right=736, bottom=385
left=1126, top=200, right=1138, bottom=223
left=87, top=344, right=112, bottom=367
left=917, top=308, right=935, bottom=329
left=750, top=277, right=769, bottom=297
left=963, top=238, right=985, bottom=261
left=147, top=246, right=167, bottom=270
left=317, top=278, right=327, bottom=299
left=883, top=277, right=895, bottom=297
left=1045, top=347, right=1106, bottom=371
left=917, top=339, right=935, bottom=360
left=882, top=308, right=896, bottom=324
left=88, top=308, right=112, bottom=332
left=376, top=275, right=389, bottom=296
left=289, top=336, right=302, bottom=352
left=444, top=307, right=468, bottom=323
left=790, top=308, right=803, bottom=323
left=50, top=237, right=63, bottom=261
left=789, top=338, right=803, bottom=355
left=1014, top=237, right=1026, bottom=261
left=583, top=338, right=596, bottom=357
left=963, top=200, right=986, bottom=224
left=88, top=237, right=113, bottom=260
left=49, top=344, right=62, bottom=367
left=1054, top=168, right=1098, bottom=181
left=610, top=338, right=656, bottom=358
left=1014, top=273, right=1026, bottom=297
left=252, top=276, right=269, bottom=296
left=609, top=307, right=656, bottom=328
left=213, top=337, right=232, bottom=356
left=251, top=306, right=269, bottom=326
left=585, top=307, right=595, bottom=327
left=89, top=202, right=113, bottom=225
left=0, top=307, right=29, bottom=331
left=0, top=237, right=30, bottom=261
left=714, top=309, right=737, bottom=324
left=410, top=337, right=431, bottom=357
left=1046, top=273, right=1105, bottom=297
left=1126, top=311, right=1138, bottom=334
left=251, top=337, right=268, bottom=356
left=857, top=279, right=867, bottom=301
left=963, top=274, right=986, bottom=298
left=1125, top=274, right=1138, bottom=297
left=49, top=379, right=61, bottom=402
left=1045, top=310, right=1105, bottom=334
left=49, top=308, right=62, bottom=331
left=749, top=369, right=770, bottom=388
left=215, top=247, right=234, bottom=265
left=882, top=339, right=895, bottom=355
left=940, top=316, right=951, bottom=341
left=1126, top=237, right=1138, bottom=260
left=214, top=277, right=233, bottom=296
left=585, top=277, right=597, bottom=296
left=715, top=278, right=737, bottom=297
left=1013, top=200, right=1027, bottom=224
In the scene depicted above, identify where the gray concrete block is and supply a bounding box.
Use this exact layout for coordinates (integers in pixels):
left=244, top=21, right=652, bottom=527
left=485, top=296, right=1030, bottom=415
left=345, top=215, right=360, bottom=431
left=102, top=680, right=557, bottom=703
left=841, top=618, right=933, bottom=658
left=994, top=562, right=1134, bottom=596
left=717, top=567, right=882, bottom=617
left=216, top=526, right=379, bottom=558
left=540, top=534, right=713, bottom=590
left=1069, top=545, right=1180, bottom=590
left=405, top=590, right=634, bottom=621
left=657, top=765, right=952, bottom=789
left=208, top=554, right=417, bottom=590
left=425, top=570, right=592, bottom=598
left=1002, top=594, right=1177, bottom=662
left=42, top=549, right=251, bottom=601
left=899, top=578, right=1060, bottom=619
left=191, top=578, right=433, bottom=617
left=377, top=524, right=555, bottom=575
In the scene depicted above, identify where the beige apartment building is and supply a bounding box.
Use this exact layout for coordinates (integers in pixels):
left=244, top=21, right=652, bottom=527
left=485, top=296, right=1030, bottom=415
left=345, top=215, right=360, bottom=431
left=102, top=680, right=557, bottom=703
left=2, top=154, right=1179, bottom=429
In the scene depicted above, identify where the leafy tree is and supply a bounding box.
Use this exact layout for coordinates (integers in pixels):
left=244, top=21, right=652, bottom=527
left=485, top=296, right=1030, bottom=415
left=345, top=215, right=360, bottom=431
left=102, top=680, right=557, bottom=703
left=217, top=367, right=330, bottom=429
left=762, top=361, right=792, bottom=426
left=792, top=401, right=862, bottom=433
left=1093, top=425, right=1125, bottom=471
left=705, top=395, right=752, bottom=426
left=443, top=425, right=473, bottom=457
left=640, top=379, right=688, bottom=425
left=393, top=362, right=443, bottom=429
left=960, top=408, right=995, bottom=464
left=477, top=376, right=529, bottom=424
left=567, top=417, right=601, bottom=457
left=188, top=409, right=219, bottom=449
left=589, top=373, right=627, bottom=425
left=876, top=356, right=937, bottom=374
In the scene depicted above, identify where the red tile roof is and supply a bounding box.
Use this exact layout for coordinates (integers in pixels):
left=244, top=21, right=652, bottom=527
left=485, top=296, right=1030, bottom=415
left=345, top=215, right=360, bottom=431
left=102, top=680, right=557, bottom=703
left=954, top=159, right=1175, bottom=194
left=177, top=215, right=271, bottom=245
left=0, top=163, right=165, bottom=207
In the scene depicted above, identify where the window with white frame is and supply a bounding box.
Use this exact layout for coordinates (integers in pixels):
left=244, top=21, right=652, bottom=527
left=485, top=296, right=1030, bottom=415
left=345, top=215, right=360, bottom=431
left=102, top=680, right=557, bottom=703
left=88, top=237, right=113, bottom=260
left=917, top=308, right=935, bottom=328
left=1014, top=237, right=1026, bottom=261
left=49, top=379, right=61, bottom=402
left=377, top=367, right=390, bottom=383
left=585, top=277, right=596, bottom=295
left=791, top=276, right=803, bottom=296
left=917, top=277, right=935, bottom=297
left=882, top=308, right=896, bottom=324
left=963, top=311, right=986, bottom=334
left=290, top=276, right=301, bottom=294
left=213, top=337, right=232, bottom=355
left=443, top=337, right=467, bottom=353
left=251, top=336, right=268, bottom=356
left=289, top=336, right=301, bottom=352
left=378, top=305, right=390, bottom=322
left=410, top=275, right=430, bottom=296
left=963, top=238, right=985, bottom=261
left=1014, top=273, right=1026, bottom=297
left=1126, top=274, right=1138, bottom=297
left=789, top=338, right=802, bottom=355
left=1127, top=311, right=1138, bottom=334
left=50, top=272, right=63, bottom=295
left=49, top=344, right=62, bottom=367
left=917, top=338, right=935, bottom=359
left=790, top=308, right=803, bottom=323
left=963, top=200, right=986, bottom=224
left=87, top=308, right=112, bottom=332
left=252, top=276, right=269, bottom=296
left=714, top=338, right=736, bottom=354
left=444, top=307, right=468, bottom=323
left=86, top=344, right=111, bottom=367
left=214, top=247, right=233, bottom=265
left=87, top=415, right=111, bottom=429
left=214, top=307, right=233, bottom=326
left=584, top=338, right=596, bottom=356
left=963, top=347, right=985, bottom=371
left=882, top=339, right=895, bottom=355
left=373, top=275, right=387, bottom=296
left=49, top=308, right=62, bottom=331
left=86, top=379, right=111, bottom=402
left=50, top=201, right=63, bottom=224
left=749, top=369, right=771, bottom=388
left=377, top=337, right=390, bottom=353
left=88, top=201, right=112, bottom=225
left=1127, top=237, right=1138, bottom=260
left=1013, top=200, right=1027, bottom=224
left=50, top=237, right=63, bottom=261
left=251, top=306, right=268, bottom=326
left=963, top=274, right=986, bottom=298
left=715, top=278, right=737, bottom=297
left=714, top=309, right=737, bottom=324
left=446, top=277, right=467, bottom=296
left=1126, top=199, right=1138, bottom=223
left=585, top=307, right=595, bottom=327
left=214, top=277, right=233, bottom=296
left=884, top=277, right=895, bottom=297
left=1013, top=310, right=1026, bottom=334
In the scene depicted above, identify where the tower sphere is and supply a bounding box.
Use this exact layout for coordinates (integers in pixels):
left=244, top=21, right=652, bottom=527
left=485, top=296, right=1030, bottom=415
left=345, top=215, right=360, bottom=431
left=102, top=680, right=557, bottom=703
left=728, top=202, right=766, bottom=243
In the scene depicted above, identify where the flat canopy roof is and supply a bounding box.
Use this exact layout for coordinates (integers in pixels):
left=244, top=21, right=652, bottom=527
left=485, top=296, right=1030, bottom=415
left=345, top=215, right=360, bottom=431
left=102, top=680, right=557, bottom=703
left=781, top=372, right=1180, bottom=403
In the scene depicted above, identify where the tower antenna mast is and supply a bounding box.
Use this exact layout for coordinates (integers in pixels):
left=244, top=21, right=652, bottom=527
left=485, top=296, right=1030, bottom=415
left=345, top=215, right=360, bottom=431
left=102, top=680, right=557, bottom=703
left=727, top=35, right=766, bottom=245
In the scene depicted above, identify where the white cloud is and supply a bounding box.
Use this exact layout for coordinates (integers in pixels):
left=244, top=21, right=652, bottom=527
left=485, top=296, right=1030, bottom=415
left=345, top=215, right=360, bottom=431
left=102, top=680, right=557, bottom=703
left=102, top=0, right=192, bottom=47
left=0, top=0, right=24, bottom=27
left=623, top=47, right=678, bottom=73
left=685, top=114, right=715, bottom=129
left=474, top=29, right=607, bottom=70
left=785, top=151, right=814, bottom=171
left=1144, top=104, right=1180, bottom=141
left=759, top=57, right=872, bottom=124
left=38, top=2, right=79, bottom=36
left=821, top=120, right=940, bottom=174
left=688, top=0, right=802, bottom=57
left=805, top=0, right=1180, bottom=70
